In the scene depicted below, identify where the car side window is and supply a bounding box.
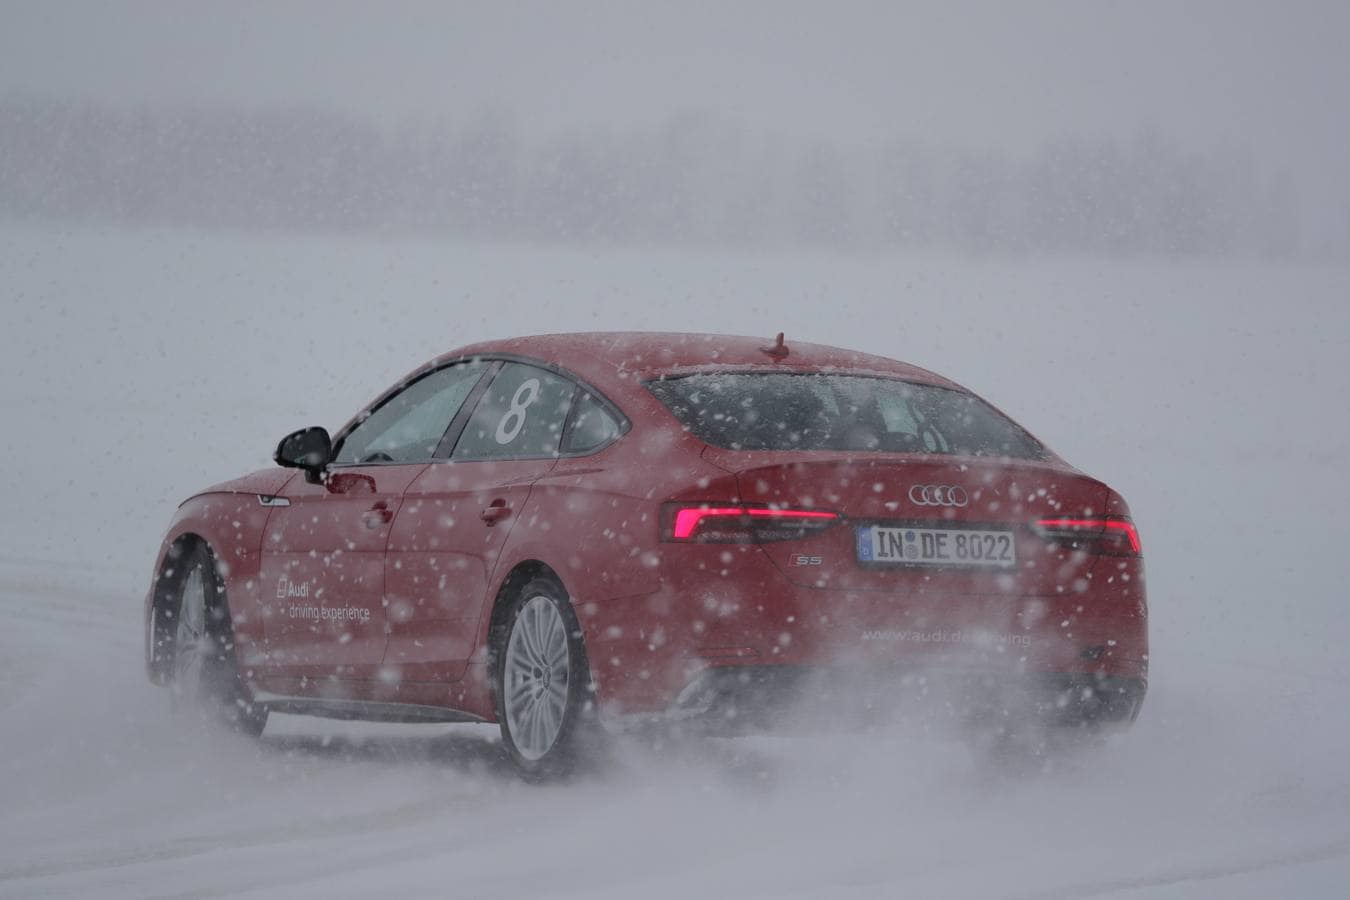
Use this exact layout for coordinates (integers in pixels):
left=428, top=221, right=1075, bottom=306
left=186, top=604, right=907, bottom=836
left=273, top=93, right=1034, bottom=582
left=334, top=362, right=487, bottom=465
left=452, top=363, right=576, bottom=460
left=561, top=391, right=622, bottom=454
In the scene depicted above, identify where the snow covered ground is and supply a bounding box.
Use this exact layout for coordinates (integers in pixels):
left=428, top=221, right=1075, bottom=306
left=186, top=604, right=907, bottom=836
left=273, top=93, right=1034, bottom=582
left=1, top=224, right=1348, bottom=897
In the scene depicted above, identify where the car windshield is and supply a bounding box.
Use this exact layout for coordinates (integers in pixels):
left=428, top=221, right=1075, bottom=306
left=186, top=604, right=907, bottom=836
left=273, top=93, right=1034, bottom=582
left=645, top=372, right=1045, bottom=459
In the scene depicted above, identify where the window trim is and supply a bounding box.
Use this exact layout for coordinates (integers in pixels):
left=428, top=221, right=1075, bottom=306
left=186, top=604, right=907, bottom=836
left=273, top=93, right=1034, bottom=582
left=448, top=363, right=577, bottom=463
left=328, top=358, right=496, bottom=468
left=433, top=360, right=504, bottom=459
left=440, top=353, right=630, bottom=462
left=558, top=388, right=625, bottom=456
left=640, top=371, right=1046, bottom=461
left=329, top=353, right=629, bottom=467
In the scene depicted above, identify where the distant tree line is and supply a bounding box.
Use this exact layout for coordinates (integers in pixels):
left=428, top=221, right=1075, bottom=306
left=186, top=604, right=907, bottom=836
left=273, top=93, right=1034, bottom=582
left=0, top=94, right=1305, bottom=257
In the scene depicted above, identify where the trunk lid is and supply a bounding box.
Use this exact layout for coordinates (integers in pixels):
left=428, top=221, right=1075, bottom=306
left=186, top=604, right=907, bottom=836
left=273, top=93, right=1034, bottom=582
left=703, top=447, right=1109, bottom=595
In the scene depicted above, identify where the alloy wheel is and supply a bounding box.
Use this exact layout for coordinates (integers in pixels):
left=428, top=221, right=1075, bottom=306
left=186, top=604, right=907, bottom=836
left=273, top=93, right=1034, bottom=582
left=171, top=564, right=211, bottom=701
left=503, top=595, right=571, bottom=760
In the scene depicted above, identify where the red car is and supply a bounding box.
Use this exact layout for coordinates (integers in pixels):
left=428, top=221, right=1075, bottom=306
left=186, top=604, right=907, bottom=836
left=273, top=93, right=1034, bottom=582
left=145, top=332, right=1146, bottom=775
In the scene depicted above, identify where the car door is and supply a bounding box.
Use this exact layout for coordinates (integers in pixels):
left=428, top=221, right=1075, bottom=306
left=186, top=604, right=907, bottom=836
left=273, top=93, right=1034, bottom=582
left=258, top=361, right=490, bottom=688
left=384, top=361, right=578, bottom=683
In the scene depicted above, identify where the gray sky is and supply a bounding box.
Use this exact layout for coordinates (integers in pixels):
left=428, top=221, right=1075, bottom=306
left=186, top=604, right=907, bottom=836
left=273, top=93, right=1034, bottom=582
left=4, top=1, right=1348, bottom=246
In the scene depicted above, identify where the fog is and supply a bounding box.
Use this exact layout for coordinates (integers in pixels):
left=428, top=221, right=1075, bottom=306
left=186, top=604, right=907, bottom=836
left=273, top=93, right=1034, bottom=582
left=3, top=1, right=1349, bottom=256
left=2, top=4, right=1349, bottom=897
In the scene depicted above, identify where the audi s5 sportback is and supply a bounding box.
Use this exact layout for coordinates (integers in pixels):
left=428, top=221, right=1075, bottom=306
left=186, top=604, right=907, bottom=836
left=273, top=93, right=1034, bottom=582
left=145, top=332, right=1146, bottom=775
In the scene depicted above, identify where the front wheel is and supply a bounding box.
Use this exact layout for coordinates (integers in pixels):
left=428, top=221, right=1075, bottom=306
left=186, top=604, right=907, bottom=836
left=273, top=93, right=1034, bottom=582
left=492, top=577, right=602, bottom=778
left=164, top=543, right=267, bottom=737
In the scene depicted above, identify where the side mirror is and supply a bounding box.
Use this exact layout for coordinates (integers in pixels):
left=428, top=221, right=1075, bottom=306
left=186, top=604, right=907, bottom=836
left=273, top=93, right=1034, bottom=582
left=274, top=427, right=332, bottom=483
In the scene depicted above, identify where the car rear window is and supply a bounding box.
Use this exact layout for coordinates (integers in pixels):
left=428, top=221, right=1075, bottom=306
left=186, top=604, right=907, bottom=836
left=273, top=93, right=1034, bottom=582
left=645, top=373, right=1045, bottom=459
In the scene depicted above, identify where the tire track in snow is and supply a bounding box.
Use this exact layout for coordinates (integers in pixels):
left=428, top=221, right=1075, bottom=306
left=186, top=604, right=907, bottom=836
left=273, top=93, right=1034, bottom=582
left=1011, top=835, right=1350, bottom=900
left=0, top=790, right=479, bottom=885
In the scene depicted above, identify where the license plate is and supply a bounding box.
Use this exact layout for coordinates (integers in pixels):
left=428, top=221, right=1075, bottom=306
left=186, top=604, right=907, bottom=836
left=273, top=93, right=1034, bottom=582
left=856, top=526, right=1016, bottom=568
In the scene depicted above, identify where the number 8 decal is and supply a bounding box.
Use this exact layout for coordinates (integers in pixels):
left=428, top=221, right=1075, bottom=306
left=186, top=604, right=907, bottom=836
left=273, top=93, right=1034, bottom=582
left=495, top=378, right=541, bottom=444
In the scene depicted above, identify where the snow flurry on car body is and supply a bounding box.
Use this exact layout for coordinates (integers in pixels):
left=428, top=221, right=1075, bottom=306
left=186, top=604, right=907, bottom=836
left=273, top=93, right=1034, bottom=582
left=144, top=332, right=1147, bottom=775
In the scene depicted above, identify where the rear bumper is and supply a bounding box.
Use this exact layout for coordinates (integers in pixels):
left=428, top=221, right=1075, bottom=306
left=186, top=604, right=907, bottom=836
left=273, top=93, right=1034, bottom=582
left=579, top=551, right=1147, bottom=717
left=657, top=664, right=1146, bottom=733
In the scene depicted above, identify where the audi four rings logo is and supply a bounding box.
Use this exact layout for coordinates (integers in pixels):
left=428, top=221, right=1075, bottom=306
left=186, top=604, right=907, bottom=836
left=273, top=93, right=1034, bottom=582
left=908, top=484, right=969, bottom=507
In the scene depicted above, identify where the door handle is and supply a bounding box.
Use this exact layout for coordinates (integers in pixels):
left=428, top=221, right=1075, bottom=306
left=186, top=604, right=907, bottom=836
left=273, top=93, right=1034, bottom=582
left=362, top=501, right=394, bottom=529
left=480, top=499, right=511, bottom=525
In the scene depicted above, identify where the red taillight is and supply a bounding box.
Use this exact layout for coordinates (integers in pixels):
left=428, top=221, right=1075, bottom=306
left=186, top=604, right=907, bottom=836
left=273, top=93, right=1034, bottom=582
left=1034, top=517, right=1141, bottom=556
left=662, top=503, right=841, bottom=543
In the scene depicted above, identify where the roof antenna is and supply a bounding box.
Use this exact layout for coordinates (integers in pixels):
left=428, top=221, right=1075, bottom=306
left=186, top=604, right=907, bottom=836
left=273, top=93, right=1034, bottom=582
left=760, top=332, right=790, bottom=360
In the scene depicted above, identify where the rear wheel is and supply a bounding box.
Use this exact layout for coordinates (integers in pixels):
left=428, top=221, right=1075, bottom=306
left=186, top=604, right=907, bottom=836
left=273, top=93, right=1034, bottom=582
left=165, top=543, right=267, bottom=737
left=492, top=576, right=601, bottom=778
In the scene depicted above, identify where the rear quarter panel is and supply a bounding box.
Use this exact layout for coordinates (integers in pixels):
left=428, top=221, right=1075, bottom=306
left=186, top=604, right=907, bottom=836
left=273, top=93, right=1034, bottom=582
left=481, top=420, right=726, bottom=710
